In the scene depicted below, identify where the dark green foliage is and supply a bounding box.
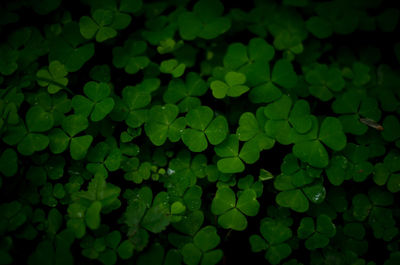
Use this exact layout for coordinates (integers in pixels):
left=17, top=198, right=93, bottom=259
left=1, top=0, right=400, bottom=264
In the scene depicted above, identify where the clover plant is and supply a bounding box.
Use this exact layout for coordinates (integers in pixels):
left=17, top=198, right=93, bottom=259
left=1, top=0, right=400, bottom=264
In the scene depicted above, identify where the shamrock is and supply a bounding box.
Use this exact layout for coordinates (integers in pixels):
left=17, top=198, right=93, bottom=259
left=144, top=104, right=186, bottom=146
left=112, top=39, right=150, bottom=74
left=274, top=154, right=325, bottom=212
left=210, top=71, right=249, bottom=98
left=297, top=214, right=336, bottom=250
left=305, top=63, right=345, bottom=101
left=180, top=226, right=223, bottom=265
left=36, top=61, right=68, bottom=94
left=182, top=106, right=228, bottom=152
left=374, top=150, right=400, bottom=193
left=332, top=90, right=381, bottom=135
left=249, top=217, right=293, bottom=265
left=211, top=186, right=260, bottom=231
left=80, top=9, right=118, bottom=42
left=214, top=134, right=259, bottom=173
left=49, top=114, right=93, bottom=160
left=72, top=81, right=115, bottom=122
left=163, top=72, right=208, bottom=113
left=292, top=116, right=347, bottom=168
left=178, top=0, right=231, bottom=40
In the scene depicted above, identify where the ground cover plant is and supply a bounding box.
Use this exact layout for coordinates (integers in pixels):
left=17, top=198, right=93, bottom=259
left=1, top=0, right=400, bottom=264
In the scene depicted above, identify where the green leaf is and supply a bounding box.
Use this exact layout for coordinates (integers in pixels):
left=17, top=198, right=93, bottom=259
left=181, top=243, right=202, bottom=265
left=26, top=106, right=54, bottom=132
left=70, top=135, right=93, bottom=160
left=382, top=115, right=400, bottom=142
left=145, top=104, right=180, bottom=146
left=0, top=148, right=18, bottom=177
left=293, top=140, right=329, bottom=168
left=319, top=117, right=347, bottom=151
left=218, top=208, right=247, bottom=231
left=62, top=115, right=89, bottom=137
left=79, top=16, right=99, bottom=39
left=306, top=16, right=332, bottom=39
left=117, top=240, right=134, bottom=259
left=120, top=0, right=142, bottom=13
left=49, top=128, right=70, bottom=154
left=85, top=201, right=102, bottom=230
left=276, top=189, right=309, bottom=213
left=236, top=189, right=260, bottom=216
left=193, top=226, right=220, bottom=252
left=271, top=59, right=297, bottom=89
left=211, top=187, right=236, bottom=215
left=205, top=116, right=229, bottom=145
left=18, top=133, right=49, bottom=156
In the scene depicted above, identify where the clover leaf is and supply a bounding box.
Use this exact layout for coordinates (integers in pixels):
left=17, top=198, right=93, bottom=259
left=326, top=144, right=374, bottom=185
left=160, top=59, right=186, bottom=78
left=211, top=186, right=260, bottom=231
left=112, top=39, right=150, bottom=74
left=332, top=91, right=381, bottom=135
left=292, top=116, right=346, bottom=168
left=80, top=9, right=118, bottom=42
left=178, top=0, right=231, bottom=40
left=72, top=81, right=115, bottom=122
left=214, top=134, right=260, bottom=173
left=381, top=115, right=400, bottom=148
left=236, top=108, right=275, bottom=152
left=181, top=225, right=223, bottom=265
left=124, top=187, right=170, bottom=235
left=112, top=84, right=153, bottom=128
left=305, top=64, right=345, bottom=101
left=163, top=72, right=207, bottom=113
left=67, top=173, right=121, bottom=238
left=210, top=71, right=249, bottom=99
left=48, top=114, right=93, bottom=160
left=373, top=151, right=400, bottom=193
left=36, top=61, right=68, bottom=94
left=249, top=217, right=293, bottom=265
left=182, top=106, right=228, bottom=152
left=297, top=215, right=336, bottom=250
left=274, top=154, right=325, bottom=212
left=351, top=189, right=398, bottom=241
left=144, top=104, right=186, bottom=146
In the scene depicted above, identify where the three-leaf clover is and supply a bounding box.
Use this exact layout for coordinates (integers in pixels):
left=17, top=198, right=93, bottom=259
left=72, top=81, right=115, bottom=122
left=332, top=91, right=381, bottom=135
left=297, top=215, right=336, bottom=250
left=180, top=226, right=223, bottom=265
left=163, top=72, right=208, bottom=113
left=67, top=173, right=121, bottom=238
left=305, top=63, right=345, bottom=101
left=249, top=217, right=293, bottom=265
left=182, top=106, right=228, bottom=152
left=160, top=59, right=186, bottom=78
left=144, top=104, right=186, bottom=146
left=210, top=71, right=249, bottom=99
left=274, top=154, right=325, bottom=212
left=264, top=95, right=313, bottom=145
left=178, top=0, right=231, bottom=40
left=36, top=61, right=68, bottom=94
left=325, top=144, right=374, bottom=185
left=49, top=114, right=93, bottom=160
left=112, top=40, right=150, bottom=74
left=211, top=186, right=260, bottom=231
left=292, top=116, right=347, bottom=168
left=374, top=151, right=400, bottom=193
left=80, top=9, right=118, bottom=42
left=214, top=134, right=259, bottom=173
left=236, top=107, right=275, bottom=152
